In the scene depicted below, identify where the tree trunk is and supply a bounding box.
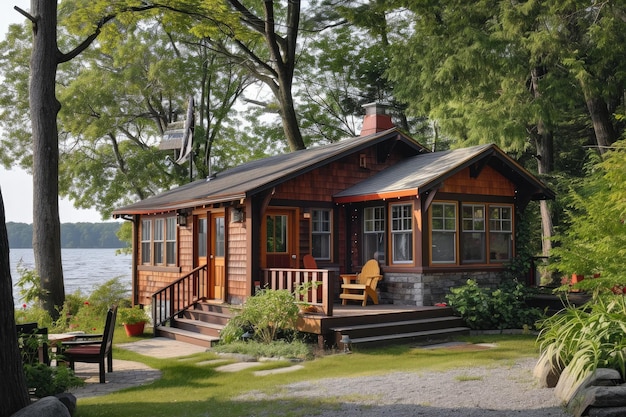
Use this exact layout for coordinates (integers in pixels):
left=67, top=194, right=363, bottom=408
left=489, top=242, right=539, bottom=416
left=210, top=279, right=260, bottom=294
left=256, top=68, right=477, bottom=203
left=0, top=188, right=30, bottom=417
left=277, top=85, right=305, bottom=151
left=30, top=0, right=65, bottom=317
left=581, top=81, right=617, bottom=154
left=531, top=66, right=554, bottom=257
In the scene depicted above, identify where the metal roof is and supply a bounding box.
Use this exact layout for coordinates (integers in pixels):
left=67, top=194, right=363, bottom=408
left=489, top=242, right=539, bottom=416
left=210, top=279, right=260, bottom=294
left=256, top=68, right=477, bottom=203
left=113, top=128, right=426, bottom=215
left=334, top=143, right=555, bottom=202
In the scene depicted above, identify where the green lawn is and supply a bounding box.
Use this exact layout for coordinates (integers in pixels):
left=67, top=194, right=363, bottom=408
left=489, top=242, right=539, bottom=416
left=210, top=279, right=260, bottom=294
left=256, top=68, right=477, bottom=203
left=75, top=334, right=540, bottom=417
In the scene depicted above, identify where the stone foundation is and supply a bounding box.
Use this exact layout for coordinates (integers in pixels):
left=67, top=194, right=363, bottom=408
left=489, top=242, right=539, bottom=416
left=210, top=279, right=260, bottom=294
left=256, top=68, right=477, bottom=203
left=380, top=271, right=505, bottom=306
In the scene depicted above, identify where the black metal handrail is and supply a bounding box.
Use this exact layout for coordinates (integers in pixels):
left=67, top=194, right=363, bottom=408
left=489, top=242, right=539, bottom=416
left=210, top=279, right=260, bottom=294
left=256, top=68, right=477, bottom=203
left=151, top=264, right=209, bottom=327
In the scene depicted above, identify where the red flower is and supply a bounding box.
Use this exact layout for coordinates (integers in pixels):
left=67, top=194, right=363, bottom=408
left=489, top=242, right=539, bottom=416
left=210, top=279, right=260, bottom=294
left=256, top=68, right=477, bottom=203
left=22, top=304, right=27, bottom=309
left=84, top=301, right=90, bottom=305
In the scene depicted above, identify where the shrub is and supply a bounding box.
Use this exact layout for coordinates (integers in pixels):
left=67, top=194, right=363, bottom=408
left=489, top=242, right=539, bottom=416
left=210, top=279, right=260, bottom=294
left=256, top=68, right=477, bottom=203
left=23, top=363, right=84, bottom=398
left=220, top=289, right=299, bottom=344
left=446, top=279, right=543, bottom=330
left=537, top=295, right=626, bottom=384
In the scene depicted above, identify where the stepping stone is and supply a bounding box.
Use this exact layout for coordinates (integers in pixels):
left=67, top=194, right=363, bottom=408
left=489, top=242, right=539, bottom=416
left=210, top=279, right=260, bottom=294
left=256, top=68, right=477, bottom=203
left=254, top=364, right=304, bottom=376
left=216, top=362, right=264, bottom=372
left=196, top=359, right=228, bottom=366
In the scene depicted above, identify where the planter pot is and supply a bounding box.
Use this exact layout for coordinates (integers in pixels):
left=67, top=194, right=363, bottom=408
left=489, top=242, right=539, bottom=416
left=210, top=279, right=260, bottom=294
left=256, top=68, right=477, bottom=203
left=123, top=322, right=146, bottom=337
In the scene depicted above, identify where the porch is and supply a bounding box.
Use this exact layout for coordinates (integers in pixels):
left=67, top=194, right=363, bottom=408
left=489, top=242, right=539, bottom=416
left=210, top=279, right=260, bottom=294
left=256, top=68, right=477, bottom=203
left=151, top=265, right=469, bottom=348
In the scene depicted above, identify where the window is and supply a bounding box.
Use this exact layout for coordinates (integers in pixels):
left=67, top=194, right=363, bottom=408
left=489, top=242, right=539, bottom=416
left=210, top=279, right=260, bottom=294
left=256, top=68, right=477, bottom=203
left=215, top=217, right=225, bottom=257
left=489, top=206, right=512, bottom=262
left=391, top=204, right=413, bottom=263
left=166, top=217, right=177, bottom=265
left=431, top=203, right=457, bottom=263
left=141, top=220, right=151, bottom=264
left=198, top=218, right=207, bottom=258
left=311, top=209, right=331, bottom=260
left=363, top=206, right=386, bottom=263
left=430, top=202, right=514, bottom=265
left=266, top=215, right=287, bottom=253
left=461, top=205, right=485, bottom=263
left=142, top=216, right=178, bottom=266
left=154, top=218, right=165, bottom=265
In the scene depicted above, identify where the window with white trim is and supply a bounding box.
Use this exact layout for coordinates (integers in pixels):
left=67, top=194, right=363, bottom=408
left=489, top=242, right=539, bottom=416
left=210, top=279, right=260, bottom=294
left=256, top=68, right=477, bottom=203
left=311, top=209, right=331, bottom=260
left=461, top=204, right=485, bottom=263
left=363, top=206, right=386, bottom=264
left=142, top=216, right=178, bottom=266
left=141, top=219, right=151, bottom=264
left=166, top=217, right=177, bottom=265
left=391, top=204, right=413, bottom=263
left=431, top=203, right=457, bottom=263
left=489, top=206, right=512, bottom=262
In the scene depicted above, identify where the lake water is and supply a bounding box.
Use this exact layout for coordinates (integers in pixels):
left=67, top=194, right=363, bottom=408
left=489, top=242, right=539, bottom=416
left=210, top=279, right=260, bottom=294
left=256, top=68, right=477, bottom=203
left=9, top=248, right=132, bottom=305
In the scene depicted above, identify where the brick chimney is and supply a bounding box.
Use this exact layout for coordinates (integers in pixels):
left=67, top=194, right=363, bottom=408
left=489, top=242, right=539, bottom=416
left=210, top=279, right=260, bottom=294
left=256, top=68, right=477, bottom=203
left=360, top=102, right=394, bottom=136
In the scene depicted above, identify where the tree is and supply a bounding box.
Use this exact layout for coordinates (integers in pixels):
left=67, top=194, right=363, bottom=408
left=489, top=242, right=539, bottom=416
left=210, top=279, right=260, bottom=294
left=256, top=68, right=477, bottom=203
left=151, top=0, right=306, bottom=151
left=0, top=188, right=30, bottom=416
left=17, top=0, right=153, bottom=317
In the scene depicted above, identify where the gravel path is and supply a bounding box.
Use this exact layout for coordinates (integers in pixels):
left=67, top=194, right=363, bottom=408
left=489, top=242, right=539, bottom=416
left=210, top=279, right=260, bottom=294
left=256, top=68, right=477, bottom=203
left=238, top=357, right=570, bottom=417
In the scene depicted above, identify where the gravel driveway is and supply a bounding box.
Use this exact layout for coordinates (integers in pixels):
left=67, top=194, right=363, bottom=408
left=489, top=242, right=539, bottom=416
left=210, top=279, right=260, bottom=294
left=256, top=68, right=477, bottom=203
left=238, top=357, right=569, bottom=417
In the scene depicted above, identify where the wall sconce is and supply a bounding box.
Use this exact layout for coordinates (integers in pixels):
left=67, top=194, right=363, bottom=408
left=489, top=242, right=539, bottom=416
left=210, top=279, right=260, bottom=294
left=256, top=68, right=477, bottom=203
left=231, top=207, right=244, bottom=223
left=303, top=207, right=310, bottom=219
left=340, top=334, right=352, bottom=354
left=176, top=210, right=188, bottom=226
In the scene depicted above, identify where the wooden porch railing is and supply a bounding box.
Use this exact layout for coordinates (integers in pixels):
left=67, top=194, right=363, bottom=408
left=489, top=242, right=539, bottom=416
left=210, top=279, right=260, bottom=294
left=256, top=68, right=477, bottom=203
left=261, top=268, right=333, bottom=316
left=151, top=264, right=209, bottom=327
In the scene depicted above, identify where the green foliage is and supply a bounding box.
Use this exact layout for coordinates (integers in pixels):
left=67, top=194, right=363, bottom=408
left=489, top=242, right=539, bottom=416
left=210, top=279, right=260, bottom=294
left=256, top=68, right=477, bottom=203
left=23, top=363, right=84, bottom=398
left=212, top=340, right=313, bottom=361
left=220, top=289, right=300, bottom=344
left=446, top=279, right=543, bottom=330
left=15, top=260, right=47, bottom=305
left=551, top=142, right=626, bottom=280
left=118, top=306, right=149, bottom=325
left=87, top=277, right=130, bottom=315
left=537, top=295, right=626, bottom=384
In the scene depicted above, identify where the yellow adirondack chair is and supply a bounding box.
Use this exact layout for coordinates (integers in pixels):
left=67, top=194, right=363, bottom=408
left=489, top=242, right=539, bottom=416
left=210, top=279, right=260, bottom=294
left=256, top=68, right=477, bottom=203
left=339, top=259, right=382, bottom=307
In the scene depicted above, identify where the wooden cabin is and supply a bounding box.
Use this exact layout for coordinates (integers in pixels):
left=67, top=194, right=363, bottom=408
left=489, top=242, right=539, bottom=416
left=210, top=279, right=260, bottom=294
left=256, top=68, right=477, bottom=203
left=113, top=104, right=554, bottom=345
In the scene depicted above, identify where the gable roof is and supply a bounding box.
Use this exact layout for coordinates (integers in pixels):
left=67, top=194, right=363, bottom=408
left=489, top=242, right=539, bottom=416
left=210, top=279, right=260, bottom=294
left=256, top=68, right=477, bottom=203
left=113, top=128, right=427, bottom=216
left=334, top=143, right=555, bottom=203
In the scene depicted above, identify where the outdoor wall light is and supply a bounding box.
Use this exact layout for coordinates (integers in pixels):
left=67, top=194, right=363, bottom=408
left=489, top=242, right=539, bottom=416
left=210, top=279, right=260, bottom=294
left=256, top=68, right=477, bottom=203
left=231, top=207, right=244, bottom=223
left=340, top=335, right=352, bottom=354
left=176, top=211, right=188, bottom=226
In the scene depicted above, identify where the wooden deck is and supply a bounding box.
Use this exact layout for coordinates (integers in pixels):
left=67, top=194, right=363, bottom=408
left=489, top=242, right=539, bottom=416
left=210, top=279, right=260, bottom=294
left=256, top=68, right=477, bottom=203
left=298, top=304, right=469, bottom=348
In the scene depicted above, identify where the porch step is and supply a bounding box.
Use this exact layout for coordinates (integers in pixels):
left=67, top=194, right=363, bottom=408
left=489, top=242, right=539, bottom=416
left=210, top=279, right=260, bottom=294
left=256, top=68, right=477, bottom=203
left=330, top=314, right=470, bottom=348
left=182, top=308, right=231, bottom=326
left=347, top=327, right=470, bottom=346
left=173, top=317, right=224, bottom=338
left=155, top=325, right=220, bottom=348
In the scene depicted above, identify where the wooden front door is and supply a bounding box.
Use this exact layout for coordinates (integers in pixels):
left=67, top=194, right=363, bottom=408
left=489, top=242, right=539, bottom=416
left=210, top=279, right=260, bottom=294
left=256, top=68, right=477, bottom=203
left=210, top=213, right=226, bottom=300
left=264, top=209, right=297, bottom=268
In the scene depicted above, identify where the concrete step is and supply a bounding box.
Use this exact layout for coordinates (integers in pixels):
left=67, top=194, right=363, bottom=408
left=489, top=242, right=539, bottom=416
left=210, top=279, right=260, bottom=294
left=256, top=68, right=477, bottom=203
left=155, top=325, right=220, bottom=348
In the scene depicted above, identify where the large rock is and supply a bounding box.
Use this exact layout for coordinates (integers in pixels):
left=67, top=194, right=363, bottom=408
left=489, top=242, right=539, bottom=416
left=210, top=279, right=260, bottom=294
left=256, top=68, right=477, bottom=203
left=571, top=386, right=626, bottom=417
left=11, top=396, right=70, bottom=417
left=534, top=351, right=562, bottom=388
left=555, top=366, right=621, bottom=404
left=588, top=405, right=626, bottom=416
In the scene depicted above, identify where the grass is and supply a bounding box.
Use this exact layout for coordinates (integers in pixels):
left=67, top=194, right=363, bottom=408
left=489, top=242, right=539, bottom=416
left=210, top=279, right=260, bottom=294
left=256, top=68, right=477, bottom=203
left=74, top=333, right=540, bottom=417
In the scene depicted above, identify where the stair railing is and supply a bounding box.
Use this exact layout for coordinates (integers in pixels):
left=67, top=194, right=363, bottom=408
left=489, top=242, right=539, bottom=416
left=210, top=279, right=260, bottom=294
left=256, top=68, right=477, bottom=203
left=151, top=264, right=209, bottom=327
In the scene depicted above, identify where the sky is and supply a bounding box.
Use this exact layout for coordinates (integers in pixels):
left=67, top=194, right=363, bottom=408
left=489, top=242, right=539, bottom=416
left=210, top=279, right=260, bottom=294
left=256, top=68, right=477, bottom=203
left=0, top=0, right=104, bottom=224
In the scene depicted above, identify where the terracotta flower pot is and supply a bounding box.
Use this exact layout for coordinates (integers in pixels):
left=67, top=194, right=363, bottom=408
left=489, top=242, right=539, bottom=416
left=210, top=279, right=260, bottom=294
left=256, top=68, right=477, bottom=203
left=123, top=322, right=146, bottom=337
